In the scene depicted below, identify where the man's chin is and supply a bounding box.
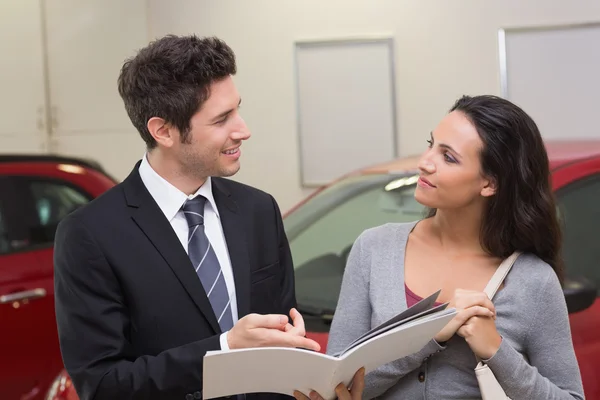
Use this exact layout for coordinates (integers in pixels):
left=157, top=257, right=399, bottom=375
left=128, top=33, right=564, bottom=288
left=215, top=164, right=241, bottom=178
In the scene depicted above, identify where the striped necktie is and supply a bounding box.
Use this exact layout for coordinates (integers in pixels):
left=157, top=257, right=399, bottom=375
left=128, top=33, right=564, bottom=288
left=182, top=196, right=233, bottom=332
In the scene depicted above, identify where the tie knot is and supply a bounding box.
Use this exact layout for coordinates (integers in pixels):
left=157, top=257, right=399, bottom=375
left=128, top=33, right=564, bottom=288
left=182, top=196, right=207, bottom=227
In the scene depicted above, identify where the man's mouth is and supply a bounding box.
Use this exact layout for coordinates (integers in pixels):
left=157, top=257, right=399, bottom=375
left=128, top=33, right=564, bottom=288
left=222, top=148, right=239, bottom=155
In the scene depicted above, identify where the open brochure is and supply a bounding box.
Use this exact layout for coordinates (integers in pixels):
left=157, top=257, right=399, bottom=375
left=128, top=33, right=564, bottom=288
left=202, top=290, right=456, bottom=400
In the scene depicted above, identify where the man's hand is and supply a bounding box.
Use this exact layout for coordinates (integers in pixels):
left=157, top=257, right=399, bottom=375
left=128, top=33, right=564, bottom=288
left=227, top=312, right=321, bottom=351
left=283, top=308, right=307, bottom=336
left=293, top=367, right=365, bottom=400
left=434, top=289, right=496, bottom=343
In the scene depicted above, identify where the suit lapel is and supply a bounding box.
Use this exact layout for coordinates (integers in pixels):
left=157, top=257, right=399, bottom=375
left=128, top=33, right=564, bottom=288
left=122, top=163, right=221, bottom=333
left=212, top=178, right=251, bottom=319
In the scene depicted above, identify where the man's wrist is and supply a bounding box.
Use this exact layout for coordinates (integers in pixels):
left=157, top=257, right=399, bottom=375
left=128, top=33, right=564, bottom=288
left=219, top=331, right=230, bottom=350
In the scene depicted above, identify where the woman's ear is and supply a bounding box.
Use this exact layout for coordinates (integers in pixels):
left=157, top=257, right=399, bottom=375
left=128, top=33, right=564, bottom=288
left=147, top=117, right=176, bottom=148
left=480, top=176, right=497, bottom=198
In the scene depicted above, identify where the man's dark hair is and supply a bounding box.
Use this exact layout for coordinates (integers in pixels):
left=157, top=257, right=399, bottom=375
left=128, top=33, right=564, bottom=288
left=117, top=35, right=237, bottom=148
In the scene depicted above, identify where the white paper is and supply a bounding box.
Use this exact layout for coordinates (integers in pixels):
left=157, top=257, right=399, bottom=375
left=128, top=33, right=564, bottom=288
left=202, top=307, right=456, bottom=400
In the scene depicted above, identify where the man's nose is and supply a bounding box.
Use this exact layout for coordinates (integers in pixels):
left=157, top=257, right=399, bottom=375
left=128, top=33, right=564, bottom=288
left=231, top=115, right=251, bottom=140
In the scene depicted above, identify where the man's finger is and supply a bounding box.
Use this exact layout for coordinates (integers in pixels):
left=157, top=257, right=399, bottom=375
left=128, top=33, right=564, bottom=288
left=246, top=313, right=289, bottom=329
left=352, top=367, right=365, bottom=400
left=288, top=308, right=307, bottom=336
left=262, top=329, right=321, bottom=351
left=283, top=323, right=295, bottom=332
left=309, top=390, right=325, bottom=400
left=293, top=390, right=310, bottom=400
left=290, top=334, right=321, bottom=352
left=334, top=383, right=352, bottom=400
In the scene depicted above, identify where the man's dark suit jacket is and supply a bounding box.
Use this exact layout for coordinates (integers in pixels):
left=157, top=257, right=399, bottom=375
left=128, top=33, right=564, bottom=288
left=53, top=162, right=296, bottom=400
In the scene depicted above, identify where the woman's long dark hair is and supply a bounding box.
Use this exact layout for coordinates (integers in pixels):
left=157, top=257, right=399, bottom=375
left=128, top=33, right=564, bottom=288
left=427, top=95, right=564, bottom=283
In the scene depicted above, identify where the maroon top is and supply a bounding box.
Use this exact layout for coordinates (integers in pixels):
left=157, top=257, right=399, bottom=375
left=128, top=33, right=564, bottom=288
left=405, top=284, right=443, bottom=307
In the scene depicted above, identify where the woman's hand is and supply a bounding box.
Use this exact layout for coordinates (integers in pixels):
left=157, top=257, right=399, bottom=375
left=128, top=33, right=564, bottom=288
left=293, top=367, right=365, bottom=400
left=457, top=315, right=502, bottom=360
left=434, top=289, right=496, bottom=343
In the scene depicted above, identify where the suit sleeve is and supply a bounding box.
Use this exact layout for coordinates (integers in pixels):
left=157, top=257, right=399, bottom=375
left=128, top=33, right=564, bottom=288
left=54, top=214, right=221, bottom=400
left=270, top=195, right=297, bottom=317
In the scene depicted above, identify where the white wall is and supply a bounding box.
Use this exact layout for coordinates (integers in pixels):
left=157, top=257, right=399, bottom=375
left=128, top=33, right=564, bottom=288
left=0, top=1, right=48, bottom=152
left=147, top=0, right=600, bottom=211
left=46, top=0, right=149, bottom=180
left=1, top=0, right=149, bottom=181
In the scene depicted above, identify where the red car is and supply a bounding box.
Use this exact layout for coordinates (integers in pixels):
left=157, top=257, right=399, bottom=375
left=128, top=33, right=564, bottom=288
left=8, top=140, right=600, bottom=400
left=0, top=155, right=117, bottom=400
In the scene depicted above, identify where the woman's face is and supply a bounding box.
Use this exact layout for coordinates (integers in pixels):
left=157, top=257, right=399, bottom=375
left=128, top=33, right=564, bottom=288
left=414, top=110, right=496, bottom=211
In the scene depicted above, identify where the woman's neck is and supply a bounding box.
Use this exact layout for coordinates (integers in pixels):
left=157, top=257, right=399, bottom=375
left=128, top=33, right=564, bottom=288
left=428, top=205, right=486, bottom=255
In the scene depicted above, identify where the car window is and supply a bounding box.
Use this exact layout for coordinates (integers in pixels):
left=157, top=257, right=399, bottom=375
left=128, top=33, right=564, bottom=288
left=556, top=172, right=600, bottom=292
left=0, top=177, right=29, bottom=254
left=287, top=175, right=425, bottom=312
left=0, top=209, right=8, bottom=254
left=26, top=180, right=91, bottom=244
left=0, top=180, right=10, bottom=254
left=0, top=177, right=91, bottom=253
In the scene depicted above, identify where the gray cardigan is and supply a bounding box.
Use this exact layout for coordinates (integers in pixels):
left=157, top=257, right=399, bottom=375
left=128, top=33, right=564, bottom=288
left=326, top=221, right=584, bottom=400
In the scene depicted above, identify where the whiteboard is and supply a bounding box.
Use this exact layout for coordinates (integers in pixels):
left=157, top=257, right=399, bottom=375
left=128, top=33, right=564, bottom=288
left=499, top=23, right=600, bottom=140
left=294, top=38, right=398, bottom=186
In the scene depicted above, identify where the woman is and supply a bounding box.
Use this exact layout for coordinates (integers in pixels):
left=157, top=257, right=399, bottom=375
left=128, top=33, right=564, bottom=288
left=318, top=95, right=584, bottom=399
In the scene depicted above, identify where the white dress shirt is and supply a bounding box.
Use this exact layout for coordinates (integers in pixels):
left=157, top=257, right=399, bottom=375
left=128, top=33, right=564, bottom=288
left=138, top=154, right=236, bottom=349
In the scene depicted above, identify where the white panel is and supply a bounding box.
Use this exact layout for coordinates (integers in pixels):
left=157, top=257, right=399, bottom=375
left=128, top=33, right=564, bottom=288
left=53, top=131, right=144, bottom=182
left=502, top=24, right=600, bottom=140
left=295, top=39, right=397, bottom=186
left=0, top=134, right=46, bottom=154
left=0, top=0, right=47, bottom=145
left=45, top=0, right=148, bottom=136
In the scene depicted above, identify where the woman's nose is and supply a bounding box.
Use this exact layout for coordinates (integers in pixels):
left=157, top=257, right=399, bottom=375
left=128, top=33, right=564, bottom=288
left=418, top=154, right=435, bottom=174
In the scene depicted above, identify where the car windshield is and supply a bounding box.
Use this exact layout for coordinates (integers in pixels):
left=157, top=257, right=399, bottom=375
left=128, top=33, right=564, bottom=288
left=283, top=172, right=426, bottom=314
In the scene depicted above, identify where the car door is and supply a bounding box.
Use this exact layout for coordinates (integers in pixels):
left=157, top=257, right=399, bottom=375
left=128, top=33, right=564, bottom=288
left=0, top=176, right=57, bottom=399
left=553, top=157, right=600, bottom=400
left=0, top=176, right=91, bottom=400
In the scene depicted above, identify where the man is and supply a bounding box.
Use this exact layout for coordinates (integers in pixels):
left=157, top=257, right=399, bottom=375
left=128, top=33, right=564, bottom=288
left=53, top=34, right=320, bottom=400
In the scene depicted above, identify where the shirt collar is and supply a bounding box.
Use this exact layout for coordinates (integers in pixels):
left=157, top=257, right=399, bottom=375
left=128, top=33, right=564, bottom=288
left=138, top=153, right=220, bottom=222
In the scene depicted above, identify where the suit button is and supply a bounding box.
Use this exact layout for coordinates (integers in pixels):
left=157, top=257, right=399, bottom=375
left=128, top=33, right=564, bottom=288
left=194, top=392, right=202, bottom=399
left=418, top=372, right=425, bottom=382
left=186, top=394, right=194, bottom=400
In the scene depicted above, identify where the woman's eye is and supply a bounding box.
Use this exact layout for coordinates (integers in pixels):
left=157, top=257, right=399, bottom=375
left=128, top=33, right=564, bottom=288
left=444, top=153, right=456, bottom=163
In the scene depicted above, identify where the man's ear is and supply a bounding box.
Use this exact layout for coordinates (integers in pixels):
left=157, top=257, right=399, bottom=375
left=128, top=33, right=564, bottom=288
left=147, top=117, right=176, bottom=148
left=480, top=176, right=497, bottom=198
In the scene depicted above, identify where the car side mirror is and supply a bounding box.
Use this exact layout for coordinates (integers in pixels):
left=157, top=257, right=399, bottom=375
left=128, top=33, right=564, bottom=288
left=563, top=276, right=597, bottom=314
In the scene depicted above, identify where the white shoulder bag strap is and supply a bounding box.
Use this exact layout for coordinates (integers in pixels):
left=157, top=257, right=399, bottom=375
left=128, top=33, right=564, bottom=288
left=483, top=251, right=522, bottom=300
left=474, top=251, right=522, bottom=400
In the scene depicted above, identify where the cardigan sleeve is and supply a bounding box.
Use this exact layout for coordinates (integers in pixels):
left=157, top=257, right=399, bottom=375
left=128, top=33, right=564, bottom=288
left=484, top=271, right=585, bottom=399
